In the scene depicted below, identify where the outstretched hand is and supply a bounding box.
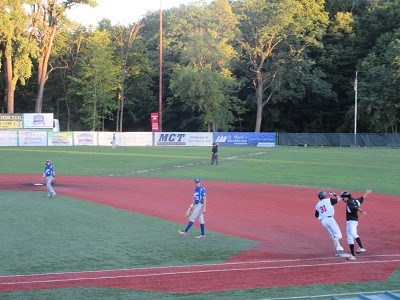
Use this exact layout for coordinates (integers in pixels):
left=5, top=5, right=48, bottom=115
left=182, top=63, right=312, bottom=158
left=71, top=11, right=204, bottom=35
left=364, top=189, right=372, bottom=198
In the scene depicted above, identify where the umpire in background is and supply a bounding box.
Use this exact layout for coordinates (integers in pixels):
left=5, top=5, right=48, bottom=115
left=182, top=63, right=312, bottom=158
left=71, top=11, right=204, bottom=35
left=211, top=142, right=219, bottom=165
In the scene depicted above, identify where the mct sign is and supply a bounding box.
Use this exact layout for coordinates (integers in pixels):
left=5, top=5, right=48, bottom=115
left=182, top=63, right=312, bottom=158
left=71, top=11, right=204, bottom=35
left=155, top=132, right=212, bottom=146
left=156, top=133, right=186, bottom=145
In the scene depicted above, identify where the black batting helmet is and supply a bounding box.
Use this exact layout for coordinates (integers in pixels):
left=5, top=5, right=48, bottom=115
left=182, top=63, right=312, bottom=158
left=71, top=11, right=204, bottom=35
left=318, top=190, right=327, bottom=200
left=341, top=191, right=351, bottom=198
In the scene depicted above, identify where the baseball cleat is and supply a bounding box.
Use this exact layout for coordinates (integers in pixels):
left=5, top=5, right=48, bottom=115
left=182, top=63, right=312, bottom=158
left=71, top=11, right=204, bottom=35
left=356, top=247, right=366, bottom=253
left=335, top=250, right=344, bottom=257
left=178, top=230, right=187, bottom=236
left=195, top=235, right=206, bottom=239
left=347, top=255, right=356, bottom=260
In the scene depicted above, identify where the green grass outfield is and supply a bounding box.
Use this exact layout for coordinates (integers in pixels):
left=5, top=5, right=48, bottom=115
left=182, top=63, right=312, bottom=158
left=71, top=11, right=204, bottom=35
left=1, top=146, right=399, bottom=195
left=0, top=146, right=399, bottom=299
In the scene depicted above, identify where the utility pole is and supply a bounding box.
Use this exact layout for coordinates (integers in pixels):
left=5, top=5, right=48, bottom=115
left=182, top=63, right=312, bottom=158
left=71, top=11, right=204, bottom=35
left=159, top=0, right=163, bottom=132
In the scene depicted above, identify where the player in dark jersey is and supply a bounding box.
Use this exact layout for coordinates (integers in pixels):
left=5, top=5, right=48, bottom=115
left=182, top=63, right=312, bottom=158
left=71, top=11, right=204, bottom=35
left=341, top=189, right=372, bottom=260
left=211, top=142, right=218, bottom=165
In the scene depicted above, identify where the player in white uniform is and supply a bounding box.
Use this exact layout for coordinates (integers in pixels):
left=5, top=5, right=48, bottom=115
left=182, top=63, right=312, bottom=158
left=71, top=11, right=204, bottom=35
left=111, top=132, right=116, bottom=149
left=315, top=190, right=344, bottom=256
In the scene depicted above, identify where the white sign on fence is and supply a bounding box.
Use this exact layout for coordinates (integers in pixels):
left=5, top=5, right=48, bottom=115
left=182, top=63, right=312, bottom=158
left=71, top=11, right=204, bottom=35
left=154, top=132, right=212, bottom=146
left=18, top=131, right=47, bottom=146
left=0, top=131, right=18, bottom=146
left=23, top=113, right=53, bottom=129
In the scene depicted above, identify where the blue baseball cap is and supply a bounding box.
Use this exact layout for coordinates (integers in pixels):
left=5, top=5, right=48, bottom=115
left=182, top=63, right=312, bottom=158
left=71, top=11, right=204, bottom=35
left=194, top=178, right=201, bottom=183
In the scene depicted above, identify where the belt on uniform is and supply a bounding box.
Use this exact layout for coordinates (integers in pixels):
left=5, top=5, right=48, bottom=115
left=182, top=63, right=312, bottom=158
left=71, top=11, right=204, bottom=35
left=327, top=216, right=332, bottom=218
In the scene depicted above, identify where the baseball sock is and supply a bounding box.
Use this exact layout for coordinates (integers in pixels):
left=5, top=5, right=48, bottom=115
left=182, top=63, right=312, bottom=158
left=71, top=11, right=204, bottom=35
left=200, top=223, right=205, bottom=236
left=184, top=221, right=194, bottom=232
left=355, top=237, right=363, bottom=248
left=349, top=244, right=355, bottom=256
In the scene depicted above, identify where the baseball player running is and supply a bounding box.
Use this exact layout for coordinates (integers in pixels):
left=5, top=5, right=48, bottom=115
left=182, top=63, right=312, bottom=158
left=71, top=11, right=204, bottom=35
left=341, top=189, right=372, bottom=260
left=315, top=190, right=344, bottom=256
left=178, top=178, right=207, bottom=238
left=42, top=159, right=56, bottom=198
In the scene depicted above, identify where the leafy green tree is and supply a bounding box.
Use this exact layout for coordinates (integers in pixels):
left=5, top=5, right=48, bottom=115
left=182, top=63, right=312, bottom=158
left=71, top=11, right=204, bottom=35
left=167, top=0, right=243, bottom=131
left=44, top=26, right=87, bottom=130
left=0, top=0, right=37, bottom=113
left=111, top=23, right=144, bottom=132
left=27, top=0, right=95, bottom=113
left=358, top=28, right=400, bottom=133
left=71, top=29, right=119, bottom=130
left=235, top=0, right=329, bottom=132
left=334, top=0, right=400, bottom=133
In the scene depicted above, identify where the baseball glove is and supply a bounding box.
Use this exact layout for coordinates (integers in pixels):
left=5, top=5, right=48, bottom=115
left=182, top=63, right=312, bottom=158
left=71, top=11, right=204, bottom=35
left=184, top=207, right=192, bottom=219
left=51, top=177, right=56, bottom=185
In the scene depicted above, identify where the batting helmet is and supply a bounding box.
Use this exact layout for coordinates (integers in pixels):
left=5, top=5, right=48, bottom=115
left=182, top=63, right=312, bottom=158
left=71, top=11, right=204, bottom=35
left=341, top=191, right=351, bottom=198
left=318, top=190, right=327, bottom=200
left=194, top=178, right=201, bottom=183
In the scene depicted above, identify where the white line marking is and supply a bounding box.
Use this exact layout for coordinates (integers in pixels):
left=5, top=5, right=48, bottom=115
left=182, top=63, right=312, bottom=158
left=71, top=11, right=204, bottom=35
left=260, top=290, right=400, bottom=300
left=1, top=258, right=399, bottom=286
left=1, top=254, right=399, bottom=279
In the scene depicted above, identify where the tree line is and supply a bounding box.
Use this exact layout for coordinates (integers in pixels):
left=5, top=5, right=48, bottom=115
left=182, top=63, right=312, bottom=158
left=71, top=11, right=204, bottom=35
left=1, top=0, right=399, bottom=133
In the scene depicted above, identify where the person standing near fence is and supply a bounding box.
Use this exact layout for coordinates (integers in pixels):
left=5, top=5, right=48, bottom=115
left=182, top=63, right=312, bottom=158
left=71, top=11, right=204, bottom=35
left=211, top=142, right=219, bottom=165
left=42, top=159, right=56, bottom=198
left=111, top=132, right=116, bottom=149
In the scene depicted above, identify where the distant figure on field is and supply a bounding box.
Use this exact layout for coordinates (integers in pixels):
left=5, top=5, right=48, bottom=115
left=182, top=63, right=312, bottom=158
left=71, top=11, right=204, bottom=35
left=211, top=142, right=218, bottom=165
left=111, top=132, right=116, bottom=149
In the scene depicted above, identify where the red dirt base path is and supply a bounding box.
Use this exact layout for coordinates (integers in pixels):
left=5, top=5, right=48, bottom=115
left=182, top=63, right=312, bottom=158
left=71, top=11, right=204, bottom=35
left=0, top=174, right=399, bottom=293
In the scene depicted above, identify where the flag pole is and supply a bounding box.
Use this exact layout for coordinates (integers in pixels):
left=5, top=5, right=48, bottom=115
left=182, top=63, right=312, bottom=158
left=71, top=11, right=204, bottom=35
left=354, top=71, right=358, bottom=146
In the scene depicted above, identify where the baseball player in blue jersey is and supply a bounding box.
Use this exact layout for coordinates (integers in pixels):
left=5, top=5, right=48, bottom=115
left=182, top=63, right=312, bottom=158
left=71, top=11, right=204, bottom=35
left=315, top=190, right=344, bottom=256
left=341, top=189, right=372, bottom=260
left=42, top=159, right=56, bottom=198
left=178, top=178, right=207, bottom=238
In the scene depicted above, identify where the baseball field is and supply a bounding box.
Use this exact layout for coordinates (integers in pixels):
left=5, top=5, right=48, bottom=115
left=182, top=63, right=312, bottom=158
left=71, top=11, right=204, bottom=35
left=0, top=146, right=399, bottom=299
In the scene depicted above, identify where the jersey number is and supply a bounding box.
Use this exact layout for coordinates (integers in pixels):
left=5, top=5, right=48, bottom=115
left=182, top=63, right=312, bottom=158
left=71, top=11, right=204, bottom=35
left=319, top=205, right=327, bottom=213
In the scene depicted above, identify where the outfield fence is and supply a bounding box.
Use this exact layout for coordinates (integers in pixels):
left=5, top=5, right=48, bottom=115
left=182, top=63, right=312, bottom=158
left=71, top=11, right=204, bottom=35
left=0, top=130, right=398, bottom=147
left=278, top=133, right=400, bottom=147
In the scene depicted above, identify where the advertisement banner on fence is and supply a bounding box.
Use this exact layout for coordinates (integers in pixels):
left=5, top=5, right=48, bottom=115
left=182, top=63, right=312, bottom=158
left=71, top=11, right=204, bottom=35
left=119, top=132, right=152, bottom=146
left=23, top=113, right=53, bottom=129
left=74, top=131, right=97, bottom=146
left=48, top=132, right=73, bottom=146
left=0, top=131, right=18, bottom=146
left=0, top=114, right=23, bottom=129
left=98, top=132, right=116, bottom=146
left=18, top=131, right=48, bottom=146
left=214, top=132, right=276, bottom=147
left=155, top=132, right=212, bottom=146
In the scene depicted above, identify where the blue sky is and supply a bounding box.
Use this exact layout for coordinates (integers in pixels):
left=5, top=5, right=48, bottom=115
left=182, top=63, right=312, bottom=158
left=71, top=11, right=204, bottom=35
left=67, top=0, right=205, bottom=26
